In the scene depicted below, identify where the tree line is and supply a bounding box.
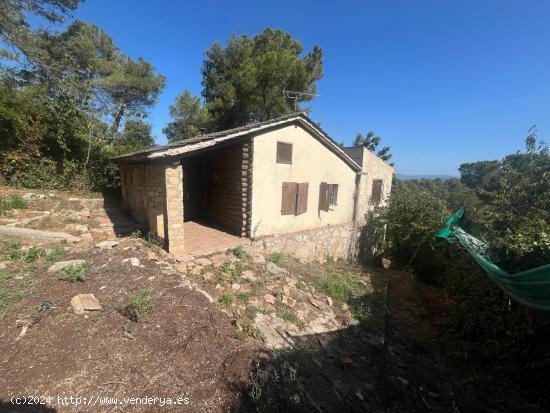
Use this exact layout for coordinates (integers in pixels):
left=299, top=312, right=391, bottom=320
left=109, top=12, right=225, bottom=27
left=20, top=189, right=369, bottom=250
left=0, top=0, right=394, bottom=191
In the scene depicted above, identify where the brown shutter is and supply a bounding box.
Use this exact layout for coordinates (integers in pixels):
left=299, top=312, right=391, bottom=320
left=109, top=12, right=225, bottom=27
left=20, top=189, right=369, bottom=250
left=371, top=179, right=383, bottom=205
left=330, top=184, right=338, bottom=205
left=296, top=183, right=309, bottom=215
left=319, top=182, right=329, bottom=211
left=281, top=182, right=297, bottom=215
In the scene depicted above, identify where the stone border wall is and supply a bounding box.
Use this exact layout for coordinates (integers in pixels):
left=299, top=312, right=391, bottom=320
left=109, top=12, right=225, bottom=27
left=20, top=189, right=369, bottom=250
left=251, top=222, right=360, bottom=263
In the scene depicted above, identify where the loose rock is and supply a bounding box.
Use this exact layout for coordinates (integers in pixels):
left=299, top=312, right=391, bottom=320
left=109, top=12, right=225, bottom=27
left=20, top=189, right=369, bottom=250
left=266, top=261, right=287, bottom=275
left=70, top=294, right=102, bottom=315
left=122, top=257, right=140, bottom=266
left=264, top=294, right=276, bottom=304
left=282, top=296, right=296, bottom=308
left=95, top=240, right=118, bottom=249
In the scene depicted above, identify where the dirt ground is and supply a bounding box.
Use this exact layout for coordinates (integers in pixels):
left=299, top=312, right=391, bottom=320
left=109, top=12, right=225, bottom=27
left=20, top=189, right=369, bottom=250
left=0, top=187, right=545, bottom=413
left=0, top=239, right=259, bottom=412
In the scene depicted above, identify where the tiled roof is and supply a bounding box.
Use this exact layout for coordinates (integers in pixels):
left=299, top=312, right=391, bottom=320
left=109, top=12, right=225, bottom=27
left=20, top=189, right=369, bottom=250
left=114, top=112, right=361, bottom=172
left=342, top=147, right=364, bottom=166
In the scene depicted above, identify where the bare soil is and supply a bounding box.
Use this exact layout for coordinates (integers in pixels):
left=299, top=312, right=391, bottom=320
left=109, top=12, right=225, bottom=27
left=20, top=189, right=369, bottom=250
left=0, top=239, right=259, bottom=412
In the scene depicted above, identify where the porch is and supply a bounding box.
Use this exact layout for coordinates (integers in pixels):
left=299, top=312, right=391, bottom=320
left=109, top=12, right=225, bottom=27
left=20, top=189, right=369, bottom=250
left=183, top=221, right=251, bottom=257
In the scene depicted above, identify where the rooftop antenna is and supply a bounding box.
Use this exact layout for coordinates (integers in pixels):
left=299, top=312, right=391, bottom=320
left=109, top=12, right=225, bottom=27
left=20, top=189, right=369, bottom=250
left=283, top=88, right=319, bottom=112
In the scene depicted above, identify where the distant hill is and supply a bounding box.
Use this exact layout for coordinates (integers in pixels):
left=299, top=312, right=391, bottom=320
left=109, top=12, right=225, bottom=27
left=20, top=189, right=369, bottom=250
left=396, top=174, right=459, bottom=180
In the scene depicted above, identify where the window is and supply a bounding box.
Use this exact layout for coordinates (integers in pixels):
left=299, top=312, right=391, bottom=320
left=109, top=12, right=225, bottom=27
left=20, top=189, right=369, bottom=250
left=319, top=182, right=338, bottom=211
left=371, top=179, right=383, bottom=205
left=277, top=142, right=292, bottom=164
left=281, top=182, right=308, bottom=215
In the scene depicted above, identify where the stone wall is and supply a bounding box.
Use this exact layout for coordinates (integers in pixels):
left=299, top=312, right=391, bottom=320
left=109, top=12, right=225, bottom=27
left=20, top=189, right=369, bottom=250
left=164, top=163, right=185, bottom=256
left=120, top=161, right=185, bottom=257
left=252, top=223, right=359, bottom=262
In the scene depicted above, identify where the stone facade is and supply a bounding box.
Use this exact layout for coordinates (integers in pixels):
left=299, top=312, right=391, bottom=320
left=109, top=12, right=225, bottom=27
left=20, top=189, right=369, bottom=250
left=252, top=223, right=358, bottom=262
left=163, top=163, right=185, bottom=256
left=120, top=161, right=185, bottom=257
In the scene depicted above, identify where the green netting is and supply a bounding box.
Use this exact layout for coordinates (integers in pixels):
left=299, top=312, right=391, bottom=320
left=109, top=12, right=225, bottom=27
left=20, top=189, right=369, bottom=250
left=436, top=208, right=550, bottom=312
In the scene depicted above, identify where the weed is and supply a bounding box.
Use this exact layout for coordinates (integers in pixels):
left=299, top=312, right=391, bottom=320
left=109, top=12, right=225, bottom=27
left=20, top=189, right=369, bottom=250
left=123, top=289, right=154, bottom=322
left=231, top=245, right=247, bottom=259
left=281, top=310, right=299, bottom=324
left=75, top=325, right=86, bottom=333
left=4, top=245, right=62, bottom=265
left=237, top=292, right=250, bottom=304
left=0, top=268, right=31, bottom=319
left=146, top=232, right=162, bottom=248
left=243, top=322, right=259, bottom=339
left=129, top=229, right=143, bottom=239
left=246, top=306, right=260, bottom=319
left=59, top=263, right=86, bottom=282
left=232, top=315, right=259, bottom=339
left=218, top=293, right=233, bottom=308
left=352, top=302, right=373, bottom=322
left=122, top=322, right=132, bottom=333
left=314, top=268, right=367, bottom=302
left=219, top=261, right=232, bottom=273
left=3, top=240, right=21, bottom=250
left=0, top=195, right=27, bottom=214
left=249, top=352, right=303, bottom=410
left=51, top=308, right=62, bottom=317
left=269, top=252, right=283, bottom=266
left=84, top=220, right=100, bottom=228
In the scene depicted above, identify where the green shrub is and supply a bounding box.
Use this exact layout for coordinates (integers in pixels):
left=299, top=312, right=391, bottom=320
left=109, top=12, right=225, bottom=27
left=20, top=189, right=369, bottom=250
left=0, top=195, right=28, bottom=214
left=218, top=293, right=233, bottom=308
left=231, top=245, right=247, bottom=259
left=269, top=252, right=283, bottom=266
left=281, top=310, right=299, bottom=324
left=123, top=289, right=154, bottom=322
left=59, top=263, right=86, bottom=282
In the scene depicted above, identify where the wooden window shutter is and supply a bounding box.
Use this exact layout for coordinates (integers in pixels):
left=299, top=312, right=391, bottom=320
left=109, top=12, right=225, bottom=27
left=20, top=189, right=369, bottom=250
left=296, top=183, right=309, bottom=215
left=281, top=182, right=297, bottom=215
left=328, top=184, right=339, bottom=205
left=319, top=182, right=329, bottom=211
left=277, top=142, right=292, bottom=164
left=371, top=179, right=383, bottom=205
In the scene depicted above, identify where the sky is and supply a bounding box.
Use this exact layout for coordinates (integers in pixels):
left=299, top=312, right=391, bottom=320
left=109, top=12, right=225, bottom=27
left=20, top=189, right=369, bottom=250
left=33, top=0, right=550, bottom=175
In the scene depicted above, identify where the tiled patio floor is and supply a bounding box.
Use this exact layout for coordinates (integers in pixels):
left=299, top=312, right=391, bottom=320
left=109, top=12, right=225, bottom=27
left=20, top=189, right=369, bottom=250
left=183, top=221, right=250, bottom=257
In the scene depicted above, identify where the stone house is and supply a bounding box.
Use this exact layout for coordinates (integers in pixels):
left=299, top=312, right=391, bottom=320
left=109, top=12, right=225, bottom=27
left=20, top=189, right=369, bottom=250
left=114, top=113, right=394, bottom=260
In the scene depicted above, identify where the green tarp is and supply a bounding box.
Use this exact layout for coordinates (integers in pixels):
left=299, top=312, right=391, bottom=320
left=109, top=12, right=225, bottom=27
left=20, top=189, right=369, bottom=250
left=436, top=208, right=550, bottom=312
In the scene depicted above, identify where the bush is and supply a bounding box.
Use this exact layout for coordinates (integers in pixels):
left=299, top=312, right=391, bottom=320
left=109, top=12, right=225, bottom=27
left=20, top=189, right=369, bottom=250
left=123, top=289, right=154, bottom=322
left=377, top=189, right=447, bottom=270
left=59, top=263, right=86, bottom=282
left=0, top=195, right=27, bottom=214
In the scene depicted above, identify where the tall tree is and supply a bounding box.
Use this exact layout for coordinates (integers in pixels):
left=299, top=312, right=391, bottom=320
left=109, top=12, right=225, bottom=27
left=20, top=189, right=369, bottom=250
left=118, top=119, right=155, bottom=150
left=98, top=57, right=166, bottom=135
left=353, top=131, right=393, bottom=163
left=201, top=28, right=323, bottom=129
left=163, top=89, right=211, bottom=142
left=0, top=0, right=81, bottom=56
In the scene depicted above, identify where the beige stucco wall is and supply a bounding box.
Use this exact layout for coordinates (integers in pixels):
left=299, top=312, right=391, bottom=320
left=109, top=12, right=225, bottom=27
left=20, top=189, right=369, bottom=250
left=355, top=148, right=395, bottom=224
left=251, top=124, right=357, bottom=237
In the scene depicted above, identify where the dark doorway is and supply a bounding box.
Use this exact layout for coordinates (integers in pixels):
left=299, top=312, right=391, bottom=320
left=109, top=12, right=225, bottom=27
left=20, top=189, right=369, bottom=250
left=182, top=156, right=207, bottom=221
left=181, top=141, right=246, bottom=236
